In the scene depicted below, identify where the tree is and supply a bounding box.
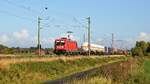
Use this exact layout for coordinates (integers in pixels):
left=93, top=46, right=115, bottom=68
left=0, top=44, right=14, bottom=54
left=136, top=41, right=148, bottom=55
left=132, top=47, right=144, bottom=57
left=146, top=42, right=150, bottom=52
left=132, top=41, right=150, bottom=56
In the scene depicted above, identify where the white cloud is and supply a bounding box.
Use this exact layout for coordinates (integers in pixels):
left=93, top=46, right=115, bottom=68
left=123, top=32, right=150, bottom=49
left=13, top=29, right=29, bottom=39
left=0, top=34, right=9, bottom=43
left=0, top=29, right=33, bottom=47
left=138, top=32, right=150, bottom=41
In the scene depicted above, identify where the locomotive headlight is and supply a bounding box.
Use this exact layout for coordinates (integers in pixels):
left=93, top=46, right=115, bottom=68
left=61, top=41, right=64, bottom=42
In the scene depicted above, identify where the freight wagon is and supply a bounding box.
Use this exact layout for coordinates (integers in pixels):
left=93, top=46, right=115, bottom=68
left=80, top=42, right=105, bottom=55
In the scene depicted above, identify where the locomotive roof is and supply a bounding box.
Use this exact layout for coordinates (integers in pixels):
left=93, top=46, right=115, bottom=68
left=55, top=37, right=76, bottom=42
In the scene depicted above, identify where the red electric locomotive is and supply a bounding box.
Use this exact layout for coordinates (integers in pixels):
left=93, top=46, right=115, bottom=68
left=54, top=37, right=78, bottom=55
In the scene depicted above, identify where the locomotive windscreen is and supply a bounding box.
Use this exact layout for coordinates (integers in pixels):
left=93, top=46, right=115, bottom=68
left=55, top=41, right=65, bottom=46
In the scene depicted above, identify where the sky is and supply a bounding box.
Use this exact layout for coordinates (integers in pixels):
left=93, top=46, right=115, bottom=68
left=0, top=0, right=150, bottom=49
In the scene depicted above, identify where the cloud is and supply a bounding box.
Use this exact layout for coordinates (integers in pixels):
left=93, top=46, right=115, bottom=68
left=0, top=34, right=10, bottom=43
left=0, top=29, right=35, bottom=47
left=138, top=32, right=150, bottom=41
left=123, top=32, right=150, bottom=49
left=13, top=29, right=29, bottom=39
left=0, top=30, right=55, bottom=48
left=0, top=29, right=30, bottom=47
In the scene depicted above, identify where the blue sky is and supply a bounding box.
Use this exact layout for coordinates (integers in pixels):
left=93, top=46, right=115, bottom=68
left=0, top=0, right=150, bottom=48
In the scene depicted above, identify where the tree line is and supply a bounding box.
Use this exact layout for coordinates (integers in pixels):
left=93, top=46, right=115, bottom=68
left=0, top=44, right=14, bottom=54
left=0, top=44, right=53, bottom=54
left=131, top=41, right=150, bottom=56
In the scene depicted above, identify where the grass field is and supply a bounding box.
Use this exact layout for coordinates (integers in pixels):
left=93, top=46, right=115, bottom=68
left=123, top=57, right=150, bottom=84
left=0, top=56, right=126, bottom=84
left=144, top=59, right=150, bottom=79
left=0, top=55, right=125, bottom=68
left=68, top=57, right=150, bottom=84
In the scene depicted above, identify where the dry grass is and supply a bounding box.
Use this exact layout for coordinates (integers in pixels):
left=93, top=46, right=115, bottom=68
left=0, top=55, right=126, bottom=68
left=67, top=76, right=112, bottom=84
left=0, top=56, right=126, bottom=84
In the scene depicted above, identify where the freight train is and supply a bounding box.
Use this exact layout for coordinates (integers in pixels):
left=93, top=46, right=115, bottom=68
left=54, top=37, right=105, bottom=55
left=34, top=37, right=127, bottom=55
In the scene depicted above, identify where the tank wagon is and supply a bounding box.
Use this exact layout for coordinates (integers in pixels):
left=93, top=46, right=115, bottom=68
left=80, top=42, right=105, bottom=55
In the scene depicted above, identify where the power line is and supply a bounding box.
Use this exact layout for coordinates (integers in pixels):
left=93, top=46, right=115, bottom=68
left=2, top=0, right=87, bottom=28
left=0, top=9, right=35, bottom=22
left=1, top=0, right=40, bottom=16
left=72, top=17, right=86, bottom=28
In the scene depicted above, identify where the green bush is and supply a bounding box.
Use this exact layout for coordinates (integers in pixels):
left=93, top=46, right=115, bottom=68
left=125, top=59, right=150, bottom=84
left=132, top=47, right=144, bottom=57
left=131, top=41, right=150, bottom=57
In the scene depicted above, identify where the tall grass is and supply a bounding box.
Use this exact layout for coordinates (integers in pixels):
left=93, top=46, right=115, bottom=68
left=68, top=57, right=150, bottom=84
left=0, top=57, right=125, bottom=84
left=67, top=76, right=112, bottom=84
left=125, top=58, right=150, bottom=84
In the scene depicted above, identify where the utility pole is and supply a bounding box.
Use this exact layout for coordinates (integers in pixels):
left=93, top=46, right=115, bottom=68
left=112, top=33, right=114, bottom=54
left=87, top=17, right=91, bottom=56
left=37, top=17, right=41, bottom=56
left=83, top=33, right=86, bottom=42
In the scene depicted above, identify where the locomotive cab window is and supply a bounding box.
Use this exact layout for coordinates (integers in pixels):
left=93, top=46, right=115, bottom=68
left=55, top=41, right=65, bottom=46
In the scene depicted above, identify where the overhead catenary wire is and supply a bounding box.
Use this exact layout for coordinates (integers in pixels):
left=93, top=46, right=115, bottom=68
left=72, top=17, right=87, bottom=28
left=1, top=0, right=41, bottom=16
left=3, top=0, right=86, bottom=30
left=0, top=9, right=36, bottom=22
left=2, top=0, right=87, bottom=28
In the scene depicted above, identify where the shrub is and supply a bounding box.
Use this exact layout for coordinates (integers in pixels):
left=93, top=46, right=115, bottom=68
left=131, top=47, right=144, bottom=57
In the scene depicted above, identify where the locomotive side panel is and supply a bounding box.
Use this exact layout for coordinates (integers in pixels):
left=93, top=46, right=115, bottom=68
left=66, top=41, right=78, bottom=52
